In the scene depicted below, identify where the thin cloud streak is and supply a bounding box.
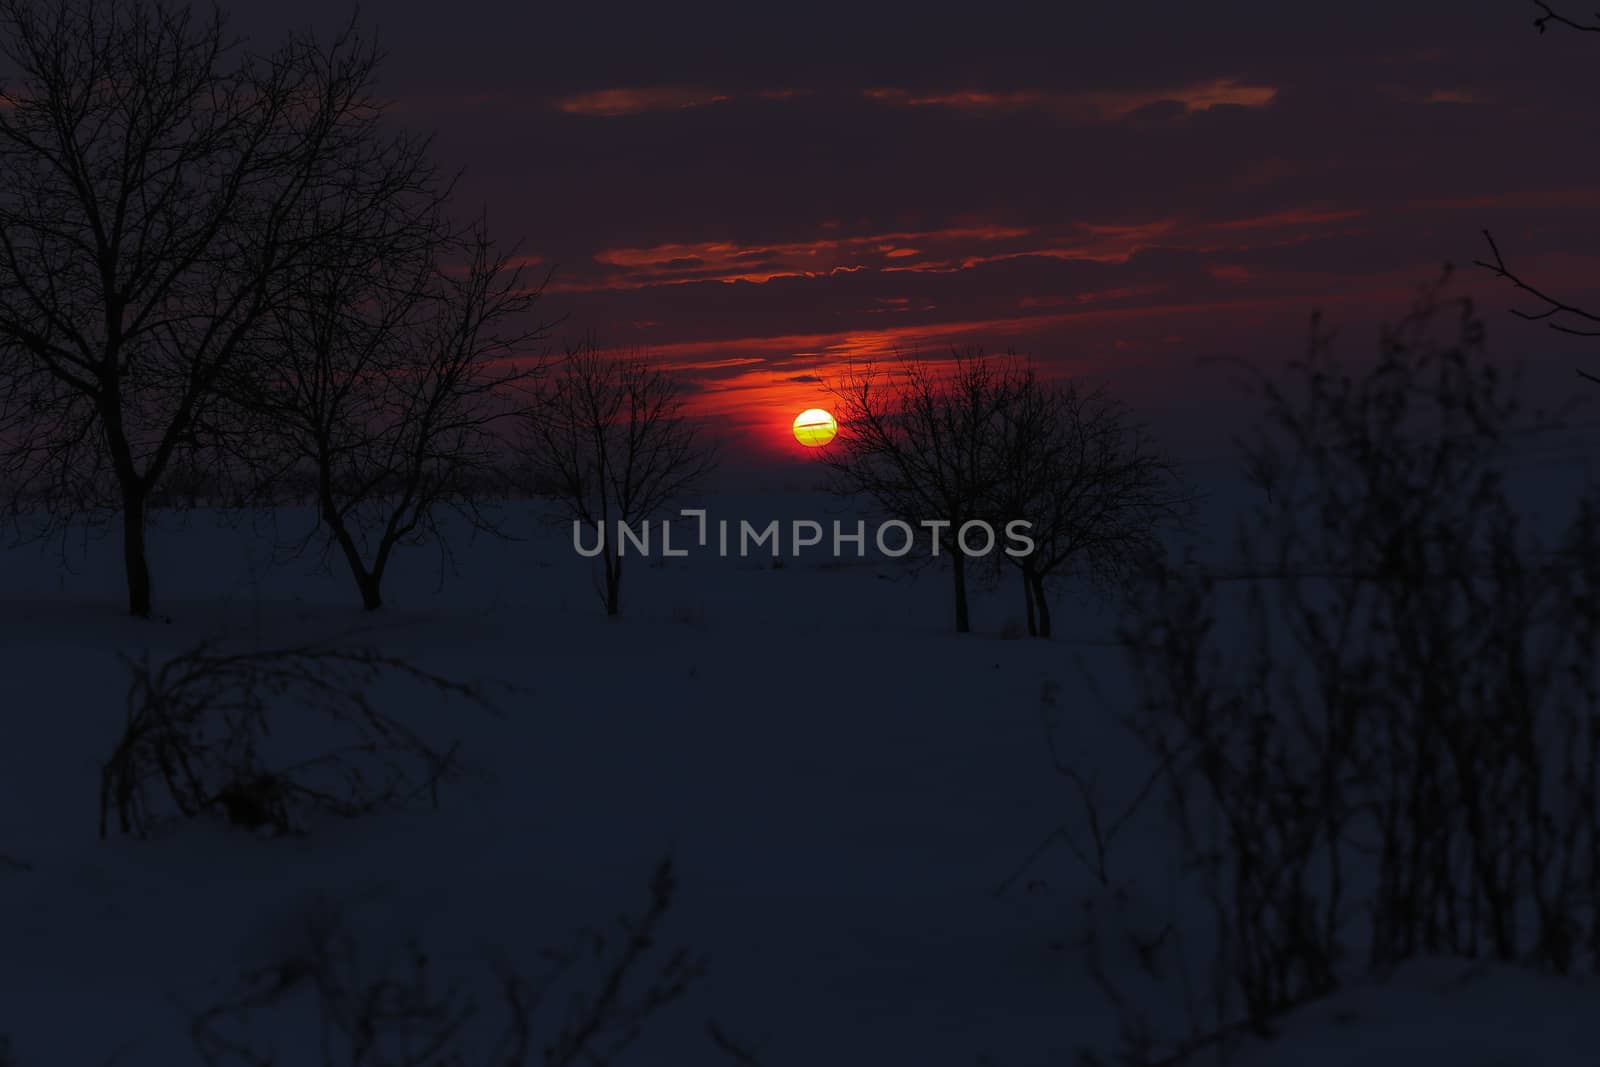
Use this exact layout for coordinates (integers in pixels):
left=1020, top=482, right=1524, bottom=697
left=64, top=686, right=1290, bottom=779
left=553, top=207, right=1368, bottom=293
left=863, top=77, right=1279, bottom=121
left=551, top=86, right=810, bottom=116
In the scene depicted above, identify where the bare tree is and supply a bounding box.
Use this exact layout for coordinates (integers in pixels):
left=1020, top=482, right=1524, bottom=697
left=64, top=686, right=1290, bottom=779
left=0, top=0, right=405, bottom=617
left=525, top=341, right=716, bottom=617
left=988, top=370, right=1187, bottom=638
left=1475, top=2, right=1600, bottom=378
left=233, top=211, right=546, bottom=611
left=820, top=348, right=1010, bottom=634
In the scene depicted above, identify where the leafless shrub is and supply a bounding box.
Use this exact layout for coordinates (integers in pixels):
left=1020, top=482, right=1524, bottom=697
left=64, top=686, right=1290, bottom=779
left=99, top=641, right=496, bottom=839
left=996, top=678, right=1167, bottom=897
left=1091, top=276, right=1600, bottom=1058
left=990, top=676, right=1207, bottom=1067
left=189, top=857, right=706, bottom=1067
left=1072, top=887, right=1227, bottom=1067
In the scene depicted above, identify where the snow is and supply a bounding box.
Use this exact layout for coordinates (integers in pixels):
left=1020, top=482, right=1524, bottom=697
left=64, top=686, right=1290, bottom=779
left=1236, top=959, right=1598, bottom=1067
left=1, top=483, right=1596, bottom=1065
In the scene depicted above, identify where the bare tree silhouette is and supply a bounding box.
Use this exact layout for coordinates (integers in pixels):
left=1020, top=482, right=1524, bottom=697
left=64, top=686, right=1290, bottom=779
left=820, top=348, right=1010, bottom=634
left=0, top=0, right=403, bottom=617
left=821, top=349, right=1182, bottom=636
left=232, top=218, right=545, bottom=611
left=524, top=340, right=716, bottom=617
left=988, top=369, right=1187, bottom=638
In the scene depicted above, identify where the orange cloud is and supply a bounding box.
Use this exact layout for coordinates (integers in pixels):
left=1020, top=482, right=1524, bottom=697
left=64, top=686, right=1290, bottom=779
left=593, top=226, right=1031, bottom=269
left=660, top=297, right=1275, bottom=453
left=552, top=86, right=809, bottom=117
left=556, top=205, right=1372, bottom=295
left=555, top=88, right=730, bottom=116
left=658, top=267, right=1459, bottom=457
left=864, top=77, right=1278, bottom=122
left=561, top=225, right=1034, bottom=291
left=933, top=208, right=1364, bottom=272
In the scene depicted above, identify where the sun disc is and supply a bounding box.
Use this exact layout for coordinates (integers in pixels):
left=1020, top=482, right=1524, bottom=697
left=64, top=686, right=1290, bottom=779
left=792, top=407, right=838, bottom=447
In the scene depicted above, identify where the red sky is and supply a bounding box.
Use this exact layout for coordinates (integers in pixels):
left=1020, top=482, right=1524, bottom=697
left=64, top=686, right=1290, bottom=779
left=243, top=0, right=1600, bottom=467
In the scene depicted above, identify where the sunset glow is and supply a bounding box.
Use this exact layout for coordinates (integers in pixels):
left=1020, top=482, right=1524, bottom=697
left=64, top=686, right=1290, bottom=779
left=396, top=6, right=1600, bottom=467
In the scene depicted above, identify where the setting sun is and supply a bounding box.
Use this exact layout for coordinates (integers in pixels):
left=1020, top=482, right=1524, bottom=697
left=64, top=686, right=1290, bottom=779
left=792, top=407, right=838, bottom=447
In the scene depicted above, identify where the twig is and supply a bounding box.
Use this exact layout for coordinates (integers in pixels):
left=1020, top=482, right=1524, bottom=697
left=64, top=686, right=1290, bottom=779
left=1532, top=0, right=1600, bottom=33
left=707, top=1020, right=767, bottom=1066
left=1475, top=229, right=1600, bottom=383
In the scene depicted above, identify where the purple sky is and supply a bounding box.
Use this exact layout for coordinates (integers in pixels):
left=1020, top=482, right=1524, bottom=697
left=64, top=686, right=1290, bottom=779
left=244, top=0, right=1600, bottom=463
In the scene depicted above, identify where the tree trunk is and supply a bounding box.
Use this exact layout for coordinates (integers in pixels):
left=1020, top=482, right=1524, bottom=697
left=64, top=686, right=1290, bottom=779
left=121, top=484, right=153, bottom=618
left=1021, top=566, right=1038, bottom=637
left=952, top=549, right=970, bottom=633
left=1031, top=572, right=1051, bottom=639
left=103, top=397, right=154, bottom=619
left=323, top=506, right=384, bottom=610
left=365, top=541, right=398, bottom=613
left=357, top=572, right=384, bottom=611
left=331, top=534, right=383, bottom=611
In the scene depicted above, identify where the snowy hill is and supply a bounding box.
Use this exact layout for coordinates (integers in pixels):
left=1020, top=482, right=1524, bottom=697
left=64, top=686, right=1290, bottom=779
left=1, top=488, right=1595, bottom=1066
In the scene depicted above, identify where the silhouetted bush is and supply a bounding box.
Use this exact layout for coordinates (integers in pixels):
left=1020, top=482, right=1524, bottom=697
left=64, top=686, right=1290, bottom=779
left=188, top=857, right=706, bottom=1067
left=1071, top=278, right=1600, bottom=1061
left=100, top=642, right=495, bottom=839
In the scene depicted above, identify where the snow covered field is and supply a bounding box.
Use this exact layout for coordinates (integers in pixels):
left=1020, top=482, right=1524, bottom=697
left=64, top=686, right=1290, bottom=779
left=1, top=481, right=1596, bottom=1065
